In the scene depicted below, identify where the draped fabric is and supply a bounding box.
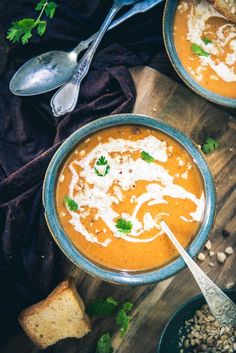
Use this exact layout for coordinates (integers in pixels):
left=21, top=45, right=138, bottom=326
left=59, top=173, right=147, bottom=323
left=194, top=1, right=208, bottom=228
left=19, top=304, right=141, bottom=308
left=0, top=0, right=170, bottom=340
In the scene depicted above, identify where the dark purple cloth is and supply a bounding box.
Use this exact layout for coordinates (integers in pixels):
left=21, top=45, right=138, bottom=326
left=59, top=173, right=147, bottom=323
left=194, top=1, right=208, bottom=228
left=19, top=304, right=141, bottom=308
left=0, top=0, right=167, bottom=340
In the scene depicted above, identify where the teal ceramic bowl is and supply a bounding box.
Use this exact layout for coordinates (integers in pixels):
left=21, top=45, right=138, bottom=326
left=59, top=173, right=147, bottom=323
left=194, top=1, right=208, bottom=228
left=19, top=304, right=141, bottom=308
left=43, top=114, right=215, bottom=285
left=163, top=0, right=236, bottom=108
left=157, top=289, right=236, bottom=353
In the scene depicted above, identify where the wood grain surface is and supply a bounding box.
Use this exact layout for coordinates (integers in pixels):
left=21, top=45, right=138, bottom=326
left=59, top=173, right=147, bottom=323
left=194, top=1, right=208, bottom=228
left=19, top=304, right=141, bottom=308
left=1, top=66, right=236, bottom=353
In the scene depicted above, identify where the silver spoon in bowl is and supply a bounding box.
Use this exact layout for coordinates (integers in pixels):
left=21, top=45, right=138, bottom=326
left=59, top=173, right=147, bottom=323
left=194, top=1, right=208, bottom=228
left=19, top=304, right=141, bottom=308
left=9, top=0, right=163, bottom=97
left=160, top=220, right=236, bottom=327
left=50, top=0, right=142, bottom=117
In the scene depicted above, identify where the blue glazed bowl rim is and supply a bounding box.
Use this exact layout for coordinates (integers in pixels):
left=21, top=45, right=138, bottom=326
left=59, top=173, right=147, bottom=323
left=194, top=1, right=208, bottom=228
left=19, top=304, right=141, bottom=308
left=163, top=0, right=236, bottom=108
left=43, top=113, right=215, bottom=285
left=157, top=289, right=236, bottom=353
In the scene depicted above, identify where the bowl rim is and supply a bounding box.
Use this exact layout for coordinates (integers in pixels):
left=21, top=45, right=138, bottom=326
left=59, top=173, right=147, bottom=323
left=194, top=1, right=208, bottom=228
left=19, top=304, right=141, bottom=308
left=163, top=0, right=236, bottom=109
left=43, top=113, right=216, bottom=285
left=157, top=288, right=236, bottom=353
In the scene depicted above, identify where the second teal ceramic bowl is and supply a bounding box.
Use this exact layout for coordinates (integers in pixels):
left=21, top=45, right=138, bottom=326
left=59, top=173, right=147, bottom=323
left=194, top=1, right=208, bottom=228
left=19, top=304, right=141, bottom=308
left=43, top=114, right=215, bottom=285
left=163, top=0, right=236, bottom=108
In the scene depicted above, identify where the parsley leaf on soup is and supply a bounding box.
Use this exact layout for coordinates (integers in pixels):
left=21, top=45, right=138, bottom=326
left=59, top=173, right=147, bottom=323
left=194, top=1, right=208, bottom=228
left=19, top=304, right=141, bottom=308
left=116, top=302, right=134, bottom=337
left=96, top=333, right=114, bottom=353
left=141, top=151, right=155, bottom=163
left=202, top=138, right=219, bottom=154
left=115, top=219, right=133, bottom=234
left=191, top=43, right=209, bottom=57
left=63, top=196, right=78, bottom=211
left=87, top=297, right=118, bottom=317
left=202, top=37, right=212, bottom=45
left=94, top=156, right=110, bottom=177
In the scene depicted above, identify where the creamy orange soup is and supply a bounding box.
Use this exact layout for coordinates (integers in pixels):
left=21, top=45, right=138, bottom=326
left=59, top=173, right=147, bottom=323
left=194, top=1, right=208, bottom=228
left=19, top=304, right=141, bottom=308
left=174, top=0, right=236, bottom=98
left=56, top=125, right=205, bottom=272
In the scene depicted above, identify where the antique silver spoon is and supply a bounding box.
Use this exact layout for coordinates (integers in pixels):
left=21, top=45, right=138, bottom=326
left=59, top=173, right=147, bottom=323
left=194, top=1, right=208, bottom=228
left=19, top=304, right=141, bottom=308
left=160, top=221, right=236, bottom=327
left=51, top=0, right=142, bottom=117
left=10, top=0, right=163, bottom=97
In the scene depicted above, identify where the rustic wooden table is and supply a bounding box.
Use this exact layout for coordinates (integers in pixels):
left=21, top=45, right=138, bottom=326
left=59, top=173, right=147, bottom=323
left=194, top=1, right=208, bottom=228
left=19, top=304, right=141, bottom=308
left=2, top=66, right=236, bottom=353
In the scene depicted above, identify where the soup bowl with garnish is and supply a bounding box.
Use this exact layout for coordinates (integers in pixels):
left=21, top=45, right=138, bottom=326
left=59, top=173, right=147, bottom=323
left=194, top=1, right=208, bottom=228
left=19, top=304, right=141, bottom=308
left=43, top=114, right=215, bottom=285
left=163, top=0, right=236, bottom=108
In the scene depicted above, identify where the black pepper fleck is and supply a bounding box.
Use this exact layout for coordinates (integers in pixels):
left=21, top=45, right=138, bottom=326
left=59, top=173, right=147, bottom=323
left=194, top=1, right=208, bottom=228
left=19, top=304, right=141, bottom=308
left=132, top=127, right=141, bottom=135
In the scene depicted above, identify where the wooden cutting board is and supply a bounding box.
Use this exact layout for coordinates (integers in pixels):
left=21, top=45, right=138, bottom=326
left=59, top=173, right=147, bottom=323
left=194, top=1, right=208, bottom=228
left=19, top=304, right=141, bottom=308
left=2, top=66, right=236, bottom=353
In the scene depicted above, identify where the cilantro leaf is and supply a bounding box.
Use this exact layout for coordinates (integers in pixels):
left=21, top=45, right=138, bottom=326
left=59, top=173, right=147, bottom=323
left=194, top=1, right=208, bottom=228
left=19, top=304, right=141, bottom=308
left=35, top=0, right=46, bottom=11
left=115, top=218, right=132, bottom=234
left=116, top=302, right=134, bottom=337
left=63, top=196, right=78, bottom=211
left=37, top=21, right=47, bottom=36
left=122, top=302, right=134, bottom=311
left=7, top=0, right=57, bottom=45
left=202, top=138, right=219, bottom=154
left=202, top=37, right=212, bottom=45
left=94, top=156, right=110, bottom=176
left=141, top=151, right=155, bottom=163
left=45, top=1, right=57, bottom=18
left=96, top=333, right=113, bottom=353
left=7, top=19, right=36, bottom=44
left=191, top=43, right=209, bottom=57
left=96, top=156, right=108, bottom=166
left=87, top=297, right=118, bottom=317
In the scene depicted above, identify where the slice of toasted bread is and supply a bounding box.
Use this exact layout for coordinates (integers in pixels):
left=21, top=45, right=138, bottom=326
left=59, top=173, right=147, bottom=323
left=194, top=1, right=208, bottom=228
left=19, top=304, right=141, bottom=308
left=18, top=278, right=91, bottom=349
left=206, top=0, right=236, bottom=23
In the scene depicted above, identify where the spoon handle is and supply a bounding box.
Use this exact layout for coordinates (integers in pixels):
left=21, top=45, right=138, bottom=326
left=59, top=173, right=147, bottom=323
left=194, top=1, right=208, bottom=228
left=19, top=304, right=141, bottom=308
left=72, top=0, right=163, bottom=56
left=160, top=221, right=236, bottom=326
left=50, top=4, right=122, bottom=117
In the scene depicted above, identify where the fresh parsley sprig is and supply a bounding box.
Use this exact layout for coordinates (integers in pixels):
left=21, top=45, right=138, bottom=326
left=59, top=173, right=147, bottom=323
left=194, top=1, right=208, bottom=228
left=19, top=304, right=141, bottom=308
left=202, top=138, right=219, bottom=154
left=116, top=302, right=134, bottom=337
left=63, top=196, right=78, bottom=211
left=94, top=156, right=110, bottom=177
left=87, top=297, right=118, bottom=317
left=202, top=37, right=212, bottom=45
left=7, top=0, right=57, bottom=45
left=88, top=297, right=134, bottom=352
left=96, top=333, right=114, bottom=353
left=141, top=150, right=155, bottom=163
left=115, top=218, right=133, bottom=234
left=191, top=43, right=209, bottom=57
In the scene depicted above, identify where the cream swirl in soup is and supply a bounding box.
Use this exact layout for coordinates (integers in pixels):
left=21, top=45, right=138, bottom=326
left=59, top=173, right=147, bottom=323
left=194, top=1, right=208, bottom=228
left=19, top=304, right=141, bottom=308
left=56, top=126, right=205, bottom=271
left=174, top=0, right=236, bottom=98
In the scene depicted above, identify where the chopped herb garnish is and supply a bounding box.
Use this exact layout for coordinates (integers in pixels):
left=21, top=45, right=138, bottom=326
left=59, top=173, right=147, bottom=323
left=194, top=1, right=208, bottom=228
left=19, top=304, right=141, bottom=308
left=116, top=302, right=134, bottom=337
left=202, top=37, right=212, bottom=45
left=96, top=333, right=113, bottom=353
left=87, top=297, right=118, bottom=317
left=115, top=218, right=133, bottom=234
left=141, top=151, right=155, bottom=163
left=94, top=156, right=110, bottom=177
left=7, top=0, right=57, bottom=45
left=202, top=138, right=219, bottom=154
left=191, top=43, right=209, bottom=57
left=63, top=196, right=78, bottom=211
left=96, top=156, right=108, bottom=166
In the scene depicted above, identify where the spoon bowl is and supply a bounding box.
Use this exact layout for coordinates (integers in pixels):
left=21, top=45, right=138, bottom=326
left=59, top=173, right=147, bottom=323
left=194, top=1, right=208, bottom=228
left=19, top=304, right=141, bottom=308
left=10, top=51, right=77, bottom=96
left=9, top=0, right=163, bottom=96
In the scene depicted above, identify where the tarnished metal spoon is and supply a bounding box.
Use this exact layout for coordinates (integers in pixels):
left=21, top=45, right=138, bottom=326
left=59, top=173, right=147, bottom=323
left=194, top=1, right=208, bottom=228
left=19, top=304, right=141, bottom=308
left=160, top=221, right=236, bottom=327
left=10, top=0, right=163, bottom=96
left=51, top=0, right=141, bottom=116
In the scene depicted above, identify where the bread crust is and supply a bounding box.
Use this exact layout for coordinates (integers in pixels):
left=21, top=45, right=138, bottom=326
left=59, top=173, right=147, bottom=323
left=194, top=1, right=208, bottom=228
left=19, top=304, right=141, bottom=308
left=206, top=0, right=236, bottom=23
left=18, top=277, right=91, bottom=349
